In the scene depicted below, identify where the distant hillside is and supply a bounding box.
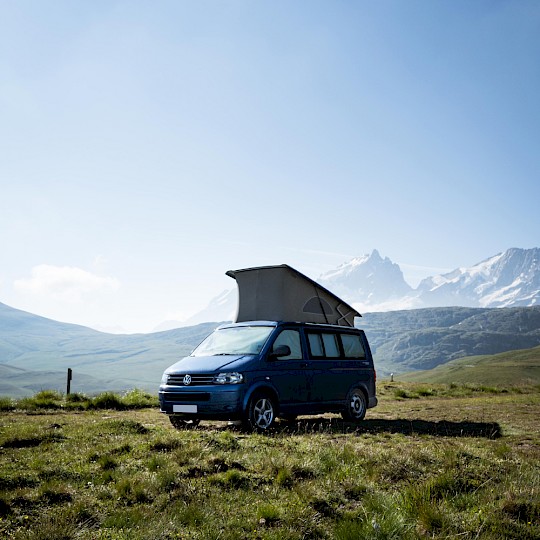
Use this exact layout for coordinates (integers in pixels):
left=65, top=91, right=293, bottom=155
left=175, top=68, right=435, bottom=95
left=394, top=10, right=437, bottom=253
left=360, top=306, right=540, bottom=374
left=0, top=302, right=218, bottom=397
left=398, top=346, right=540, bottom=386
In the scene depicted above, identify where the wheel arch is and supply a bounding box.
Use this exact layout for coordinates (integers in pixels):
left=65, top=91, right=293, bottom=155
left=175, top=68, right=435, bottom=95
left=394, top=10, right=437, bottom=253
left=345, top=382, right=369, bottom=405
left=242, top=382, right=280, bottom=416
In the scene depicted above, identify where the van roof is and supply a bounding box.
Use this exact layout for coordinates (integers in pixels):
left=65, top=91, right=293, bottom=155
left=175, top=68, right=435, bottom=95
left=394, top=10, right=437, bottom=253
left=226, top=265, right=361, bottom=327
left=217, top=320, right=362, bottom=331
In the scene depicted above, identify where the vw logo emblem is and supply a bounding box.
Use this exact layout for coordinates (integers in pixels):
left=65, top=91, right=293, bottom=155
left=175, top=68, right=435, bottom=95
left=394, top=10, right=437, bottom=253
left=183, top=374, right=192, bottom=386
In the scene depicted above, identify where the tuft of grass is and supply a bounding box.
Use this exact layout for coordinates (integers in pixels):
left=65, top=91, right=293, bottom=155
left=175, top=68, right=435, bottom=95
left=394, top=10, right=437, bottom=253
left=121, top=388, right=159, bottom=408
left=394, top=388, right=417, bottom=399
left=416, top=386, right=434, bottom=397
left=0, top=389, right=158, bottom=413
left=34, top=390, right=63, bottom=400
left=88, top=392, right=125, bottom=410
left=106, top=419, right=149, bottom=434
left=65, top=392, right=86, bottom=403
left=115, top=478, right=132, bottom=500
left=38, top=482, right=73, bottom=505
left=156, top=469, right=180, bottom=491
left=257, top=503, right=281, bottom=525
left=209, top=469, right=249, bottom=489
left=150, top=438, right=182, bottom=452
left=148, top=455, right=165, bottom=472
left=0, top=397, right=14, bottom=411
left=274, top=467, right=293, bottom=488
left=174, top=501, right=205, bottom=526
left=97, top=455, right=118, bottom=471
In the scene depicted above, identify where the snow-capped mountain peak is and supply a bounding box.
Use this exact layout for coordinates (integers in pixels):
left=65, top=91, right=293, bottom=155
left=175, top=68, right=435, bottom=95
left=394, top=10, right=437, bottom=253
left=417, top=248, right=540, bottom=308
left=321, top=249, right=383, bottom=280
left=318, top=250, right=413, bottom=306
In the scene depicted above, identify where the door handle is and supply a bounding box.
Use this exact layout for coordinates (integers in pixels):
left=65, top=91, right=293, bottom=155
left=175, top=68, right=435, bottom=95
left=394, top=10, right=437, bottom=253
left=300, top=363, right=309, bottom=368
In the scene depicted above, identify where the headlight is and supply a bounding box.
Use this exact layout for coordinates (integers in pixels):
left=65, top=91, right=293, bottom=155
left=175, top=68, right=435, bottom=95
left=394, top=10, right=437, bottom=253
left=161, top=373, right=169, bottom=384
left=214, top=372, right=244, bottom=385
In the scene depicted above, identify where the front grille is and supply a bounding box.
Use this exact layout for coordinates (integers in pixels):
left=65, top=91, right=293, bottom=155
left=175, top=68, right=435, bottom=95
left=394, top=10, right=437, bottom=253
left=162, top=392, right=211, bottom=402
left=167, top=374, right=215, bottom=386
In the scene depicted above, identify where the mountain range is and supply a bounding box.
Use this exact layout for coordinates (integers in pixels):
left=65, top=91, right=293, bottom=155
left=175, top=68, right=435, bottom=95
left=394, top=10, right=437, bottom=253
left=160, top=247, right=539, bottom=329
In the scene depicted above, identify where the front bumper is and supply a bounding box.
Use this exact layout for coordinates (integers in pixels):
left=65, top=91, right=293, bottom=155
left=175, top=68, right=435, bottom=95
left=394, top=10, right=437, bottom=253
left=158, top=384, right=246, bottom=419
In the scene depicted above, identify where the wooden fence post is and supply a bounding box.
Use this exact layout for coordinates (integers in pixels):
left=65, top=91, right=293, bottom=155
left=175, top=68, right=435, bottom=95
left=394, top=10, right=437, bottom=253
left=67, top=368, right=72, bottom=395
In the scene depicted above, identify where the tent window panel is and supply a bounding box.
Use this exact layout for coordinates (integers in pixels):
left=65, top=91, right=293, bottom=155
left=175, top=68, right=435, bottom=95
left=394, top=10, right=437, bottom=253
left=321, top=333, right=340, bottom=358
left=302, top=297, right=334, bottom=315
left=307, top=333, right=324, bottom=357
left=272, top=329, right=303, bottom=360
left=341, top=334, right=366, bottom=359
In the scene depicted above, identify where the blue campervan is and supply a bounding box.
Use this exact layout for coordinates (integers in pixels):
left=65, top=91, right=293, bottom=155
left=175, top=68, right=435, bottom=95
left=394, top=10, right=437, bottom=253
left=159, top=265, right=377, bottom=431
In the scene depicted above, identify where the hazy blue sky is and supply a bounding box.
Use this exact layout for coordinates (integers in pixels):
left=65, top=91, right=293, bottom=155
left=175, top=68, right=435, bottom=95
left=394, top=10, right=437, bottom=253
left=1, top=1, right=539, bottom=332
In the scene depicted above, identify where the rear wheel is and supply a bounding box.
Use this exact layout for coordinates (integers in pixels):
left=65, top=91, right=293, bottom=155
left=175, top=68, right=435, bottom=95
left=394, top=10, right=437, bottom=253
left=341, top=388, right=367, bottom=423
left=169, top=416, right=200, bottom=429
left=245, top=393, right=277, bottom=432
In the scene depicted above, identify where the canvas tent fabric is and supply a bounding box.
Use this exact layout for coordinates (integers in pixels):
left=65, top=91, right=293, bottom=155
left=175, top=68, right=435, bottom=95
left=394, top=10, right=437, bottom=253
left=226, top=265, right=361, bottom=327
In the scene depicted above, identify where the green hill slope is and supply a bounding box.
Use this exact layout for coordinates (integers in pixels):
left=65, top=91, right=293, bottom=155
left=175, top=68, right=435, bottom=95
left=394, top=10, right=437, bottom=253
left=361, top=306, right=540, bottom=373
left=0, top=302, right=219, bottom=396
left=399, top=346, right=540, bottom=385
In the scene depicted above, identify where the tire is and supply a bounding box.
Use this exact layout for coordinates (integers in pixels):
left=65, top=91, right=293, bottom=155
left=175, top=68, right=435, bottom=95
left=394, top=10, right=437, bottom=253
left=245, top=393, right=277, bottom=432
left=341, top=388, right=367, bottom=423
left=169, top=416, right=200, bottom=429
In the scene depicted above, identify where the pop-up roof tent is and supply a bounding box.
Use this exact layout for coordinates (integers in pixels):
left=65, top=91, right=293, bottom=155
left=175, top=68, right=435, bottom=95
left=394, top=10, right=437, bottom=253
left=226, top=264, right=361, bottom=327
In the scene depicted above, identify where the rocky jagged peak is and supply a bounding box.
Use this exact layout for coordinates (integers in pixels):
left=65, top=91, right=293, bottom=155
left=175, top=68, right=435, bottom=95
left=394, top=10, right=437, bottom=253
left=318, top=250, right=412, bottom=303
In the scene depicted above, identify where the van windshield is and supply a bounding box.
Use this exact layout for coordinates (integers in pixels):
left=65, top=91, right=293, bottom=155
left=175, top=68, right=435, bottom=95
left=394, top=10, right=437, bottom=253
left=191, top=326, right=274, bottom=357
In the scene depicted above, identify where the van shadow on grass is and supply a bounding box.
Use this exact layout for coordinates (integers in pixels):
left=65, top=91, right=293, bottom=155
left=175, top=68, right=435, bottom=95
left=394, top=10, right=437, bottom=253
left=265, top=417, right=502, bottom=439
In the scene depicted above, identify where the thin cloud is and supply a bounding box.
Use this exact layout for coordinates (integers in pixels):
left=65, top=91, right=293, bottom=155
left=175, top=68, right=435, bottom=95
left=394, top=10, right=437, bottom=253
left=14, top=265, right=120, bottom=302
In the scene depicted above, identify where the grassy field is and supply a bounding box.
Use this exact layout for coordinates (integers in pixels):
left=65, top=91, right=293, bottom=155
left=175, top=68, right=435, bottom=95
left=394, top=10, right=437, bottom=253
left=399, top=346, right=540, bottom=386
left=1, top=384, right=539, bottom=539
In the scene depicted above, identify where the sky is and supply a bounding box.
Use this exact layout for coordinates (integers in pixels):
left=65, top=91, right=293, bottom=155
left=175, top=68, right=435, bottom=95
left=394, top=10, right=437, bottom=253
left=1, top=1, right=539, bottom=333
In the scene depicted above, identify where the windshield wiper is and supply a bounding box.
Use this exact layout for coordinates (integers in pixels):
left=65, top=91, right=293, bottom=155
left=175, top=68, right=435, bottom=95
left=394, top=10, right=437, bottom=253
left=215, top=352, right=253, bottom=356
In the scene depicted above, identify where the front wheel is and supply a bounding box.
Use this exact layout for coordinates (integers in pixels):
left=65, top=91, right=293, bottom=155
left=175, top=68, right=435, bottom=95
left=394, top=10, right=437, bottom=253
left=169, top=416, right=200, bottom=429
left=245, top=393, right=277, bottom=432
left=341, top=388, right=367, bottom=423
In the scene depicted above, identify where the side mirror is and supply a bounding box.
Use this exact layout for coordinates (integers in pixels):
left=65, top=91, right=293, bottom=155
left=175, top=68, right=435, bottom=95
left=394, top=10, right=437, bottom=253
left=269, top=344, right=291, bottom=360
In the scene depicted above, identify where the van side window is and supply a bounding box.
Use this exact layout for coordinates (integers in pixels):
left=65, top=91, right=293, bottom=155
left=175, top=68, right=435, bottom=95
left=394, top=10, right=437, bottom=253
left=307, top=333, right=324, bottom=356
left=272, top=329, right=303, bottom=360
left=322, top=333, right=340, bottom=357
left=307, top=332, right=340, bottom=358
left=341, top=334, right=366, bottom=359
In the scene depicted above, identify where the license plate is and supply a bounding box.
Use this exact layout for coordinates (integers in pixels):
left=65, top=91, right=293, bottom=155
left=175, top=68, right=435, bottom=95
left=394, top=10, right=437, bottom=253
left=173, top=404, right=198, bottom=413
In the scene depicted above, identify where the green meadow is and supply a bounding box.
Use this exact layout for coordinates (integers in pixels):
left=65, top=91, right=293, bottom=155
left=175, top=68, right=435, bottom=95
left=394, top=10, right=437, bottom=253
left=1, top=383, right=539, bottom=540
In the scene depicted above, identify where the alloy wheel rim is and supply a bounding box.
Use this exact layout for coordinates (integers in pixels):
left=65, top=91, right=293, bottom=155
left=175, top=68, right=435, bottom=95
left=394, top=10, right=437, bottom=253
left=350, top=394, right=365, bottom=418
left=254, top=398, right=274, bottom=429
